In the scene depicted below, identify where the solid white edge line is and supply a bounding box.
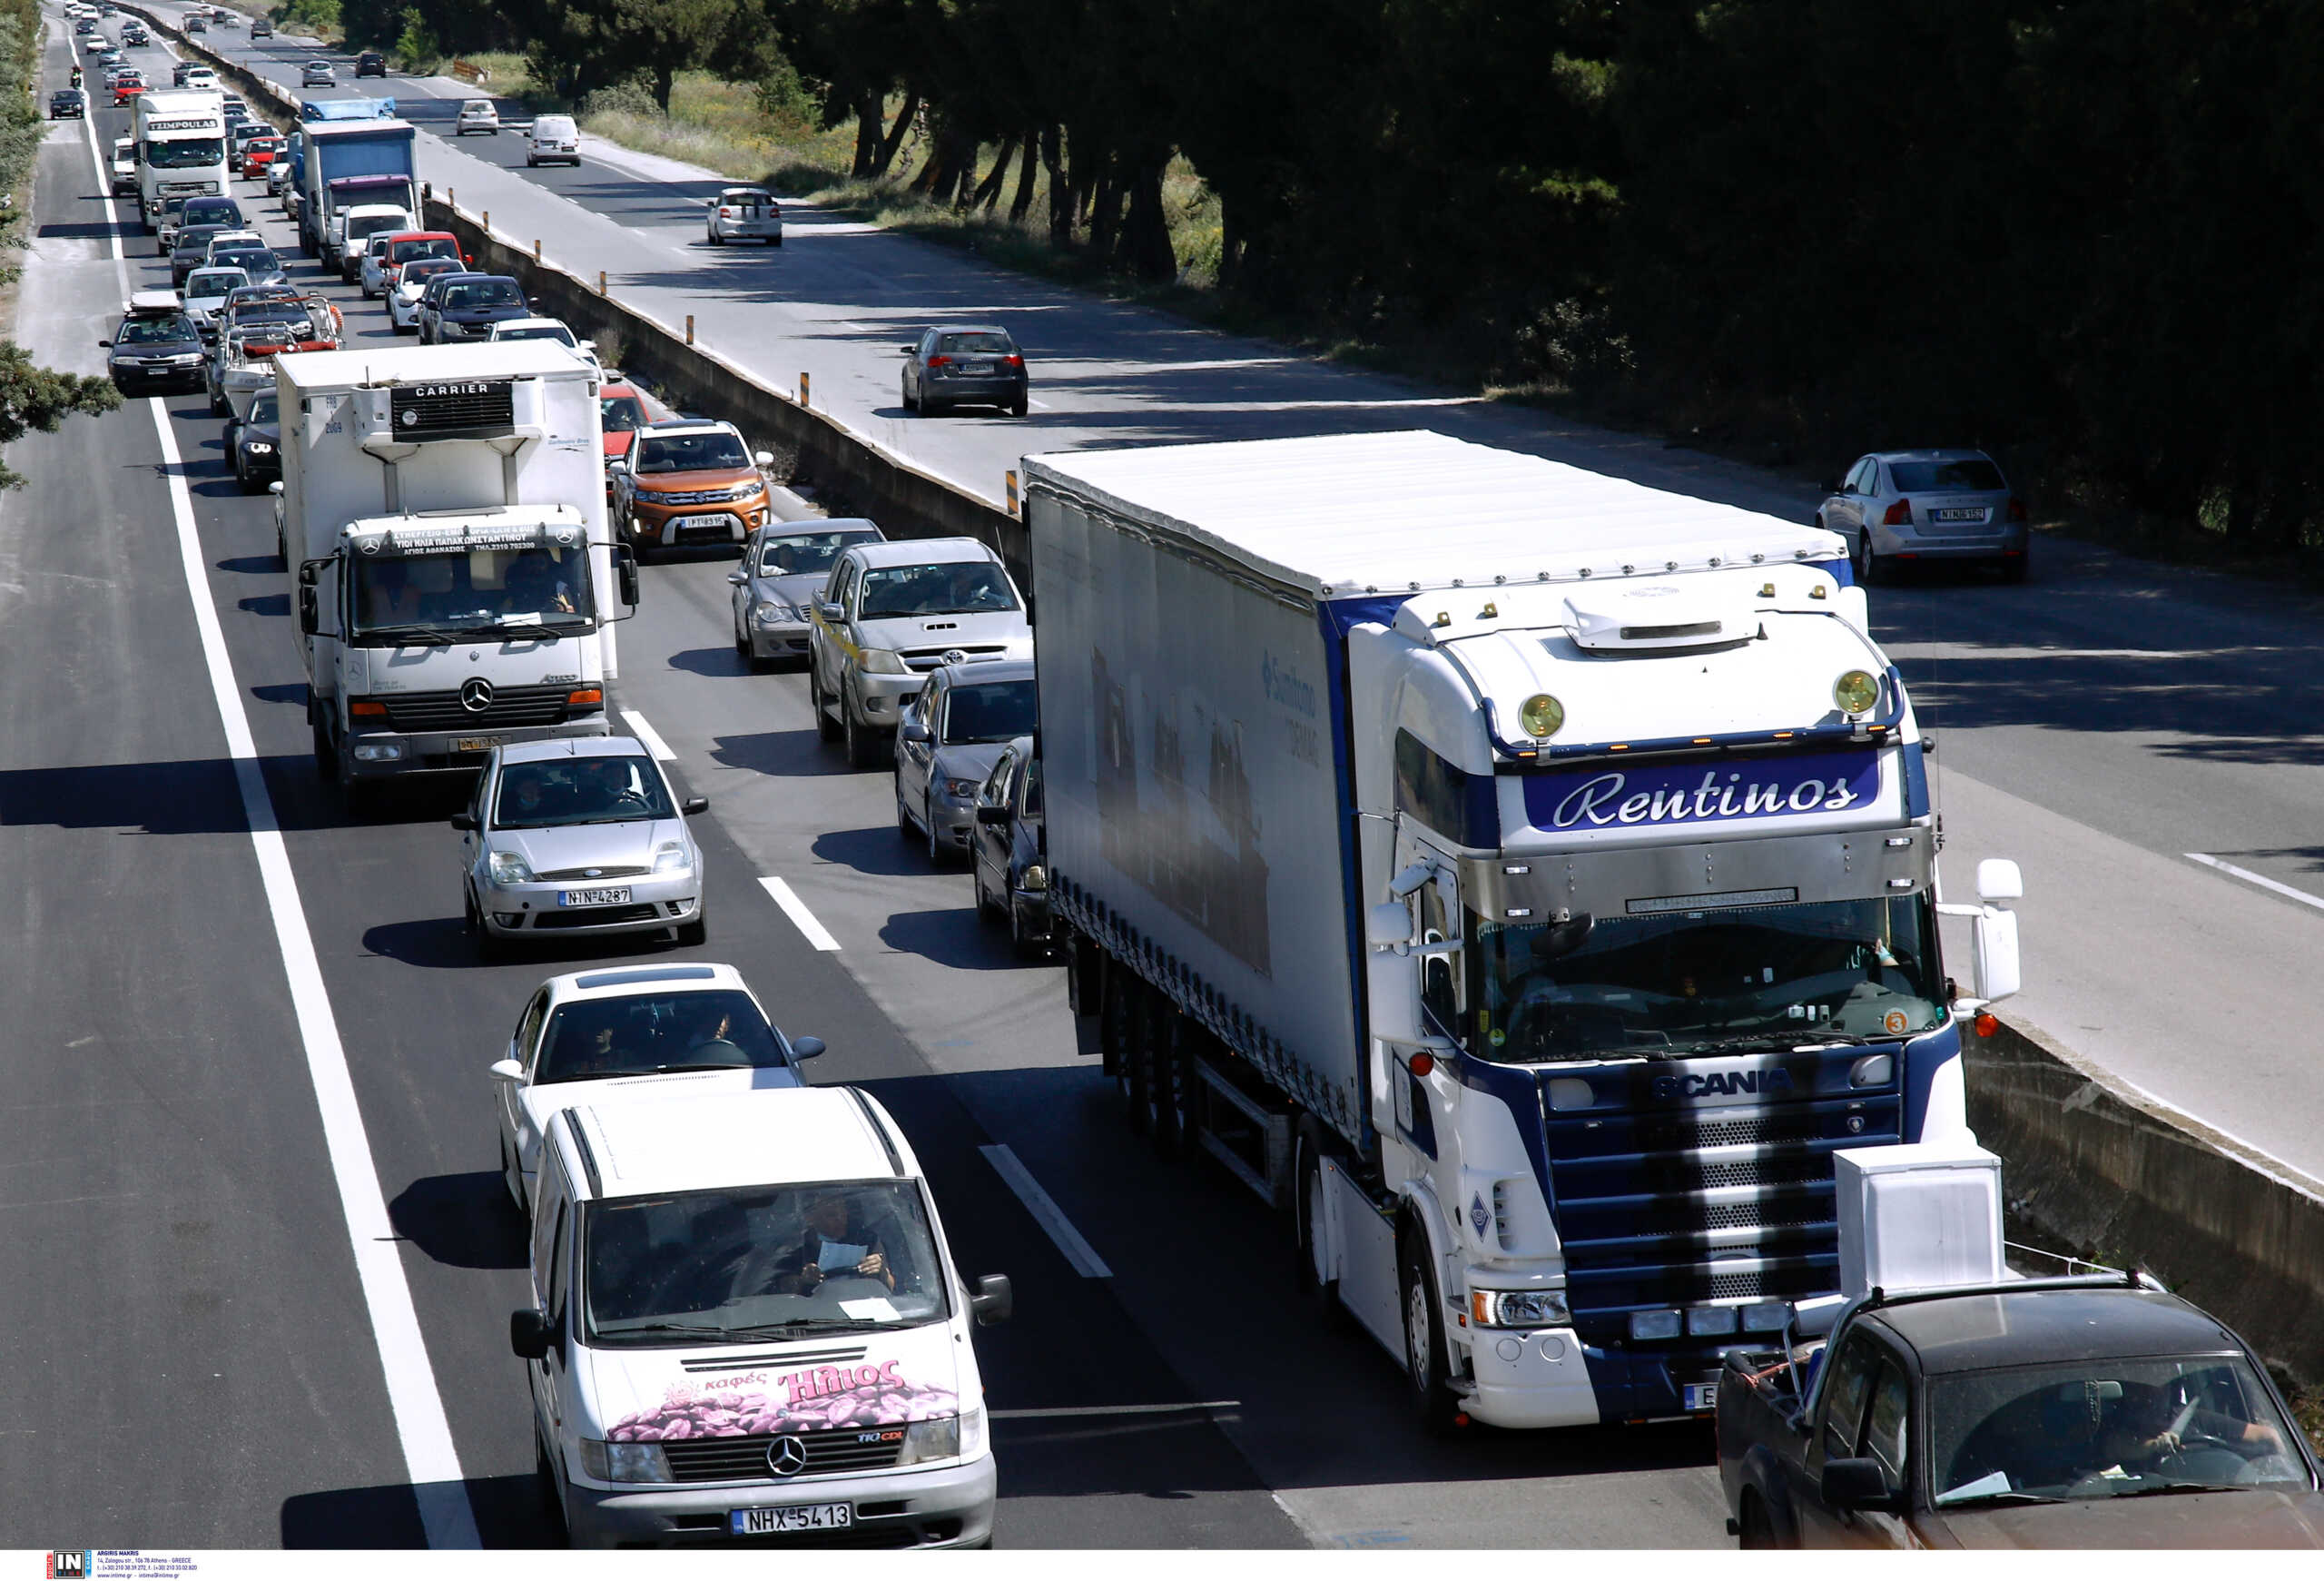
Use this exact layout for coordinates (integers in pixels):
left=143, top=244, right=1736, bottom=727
left=618, top=707, right=675, bottom=762
left=84, top=105, right=480, bottom=1542
left=2184, top=852, right=2324, bottom=915
left=756, top=875, right=841, bottom=952
left=978, top=1143, right=1112, bottom=1280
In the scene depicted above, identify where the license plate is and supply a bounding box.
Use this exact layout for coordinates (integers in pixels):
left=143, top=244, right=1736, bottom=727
left=1684, top=1383, right=1718, bottom=1413
left=686, top=512, right=740, bottom=530
left=732, top=1503, right=852, bottom=1535
left=450, top=736, right=500, bottom=754
left=960, top=361, right=992, bottom=375
left=1933, top=507, right=1986, bottom=522
left=559, top=886, right=633, bottom=907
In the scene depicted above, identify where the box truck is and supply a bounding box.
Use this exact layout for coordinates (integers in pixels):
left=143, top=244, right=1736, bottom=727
left=133, top=88, right=226, bottom=228
left=296, top=111, right=415, bottom=264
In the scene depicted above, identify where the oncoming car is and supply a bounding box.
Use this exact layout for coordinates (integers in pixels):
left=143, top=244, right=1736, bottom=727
left=455, top=738, right=711, bottom=956
left=389, top=256, right=464, bottom=332
left=101, top=293, right=206, bottom=394
left=609, top=420, right=774, bottom=556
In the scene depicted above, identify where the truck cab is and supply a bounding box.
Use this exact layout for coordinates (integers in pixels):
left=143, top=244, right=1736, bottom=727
left=133, top=89, right=227, bottom=228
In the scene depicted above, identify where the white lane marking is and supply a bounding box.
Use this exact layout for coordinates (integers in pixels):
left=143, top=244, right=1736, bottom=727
left=757, top=875, right=841, bottom=952
left=617, top=707, right=675, bottom=761
left=979, top=1143, right=1112, bottom=1279
left=989, top=1400, right=1239, bottom=1420
left=2184, top=853, right=2324, bottom=915
left=146, top=405, right=481, bottom=1549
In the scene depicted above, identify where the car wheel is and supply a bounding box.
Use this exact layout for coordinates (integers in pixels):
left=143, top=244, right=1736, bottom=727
left=238, top=456, right=262, bottom=495
left=896, top=773, right=917, bottom=836
left=925, top=794, right=948, bottom=866
left=1009, top=895, right=1040, bottom=958
left=2000, top=550, right=2030, bottom=584
left=535, top=1427, right=570, bottom=1544
left=1738, top=1491, right=1781, bottom=1550
left=733, top=610, right=749, bottom=657
left=901, top=376, right=917, bottom=413
left=768, top=234, right=781, bottom=247
left=923, top=397, right=948, bottom=418
left=811, top=666, right=842, bottom=743
left=1400, top=1220, right=1467, bottom=1435
left=208, top=380, right=228, bottom=417
left=1011, top=392, right=1029, bottom=418
left=675, top=913, right=707, bottom=947
left=842, top=688, right=881, bottom=769
left=708, top=227, right=724, bottom=246
left=972, top=859, right=998, bottom=923
left=1855, top=530, right=1884, bottom=588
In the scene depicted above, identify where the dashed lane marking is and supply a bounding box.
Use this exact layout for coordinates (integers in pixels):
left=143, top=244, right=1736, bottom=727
left=979, top=1143, right=1112, bottom=1279
left=756, top=875, right=841, bottom=952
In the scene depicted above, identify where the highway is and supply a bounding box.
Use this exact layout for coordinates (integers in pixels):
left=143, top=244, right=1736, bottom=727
left=4, top=5, right=1730, bottom=1548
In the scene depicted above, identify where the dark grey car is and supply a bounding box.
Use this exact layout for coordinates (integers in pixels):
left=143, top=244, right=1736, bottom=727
left=102, top=310, right=206, bottom=393
left=727, top=519, right=883, bottom=670
left=970, top=735, right=1048, bottom=955
left=1817, top=449, right=2029, bottom=585
left=228, top=390, right=282, bottom=493
left=900, top=324, right=1029, bottom=417
left=893, top=659, right=1039, bottom=865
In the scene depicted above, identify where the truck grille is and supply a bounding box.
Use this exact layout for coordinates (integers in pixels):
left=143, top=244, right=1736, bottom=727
left=389, top=379, right=515, bottom=440
left=660, top=1428, right=907, bottom=1485
left=379, top=683, right=572, bottom=732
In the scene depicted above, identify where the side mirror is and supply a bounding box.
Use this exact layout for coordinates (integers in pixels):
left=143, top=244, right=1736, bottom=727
left=818, top=600, right=841, bottom=621
left=975, top=805, right=1009, bottom=825
left=753, top=450, right=773, bottom=468
left=969, top=1273, right=1013, bottom=1327
left=1823, top=477, right=1845, bottom=495
left=680, top=795, right=708, bottom=815
left=899, top=721, right=930, bottom=745
left=508, top=1308, right=553, bottom=1361
left=97, top=338, right=112, bottom=348
left=1367, top=947, right=1422, bottom=1047
left=448, top=811, right=477, bottom=831
left=488, top=1057, right=524, bottom=1082
left=297, top=586, right=319, bottom=635
left=1367, top=901, right=1413, bottom=950
left=725, top=570, right=747, bottom=586
left=616, top=548, right=639, bottom=608
left=789, top=1035, right=824, bottom=1060
left=462, top=252, right=472, bottom=265
left=899, top=344, right=917, bottom=355
left=1975, top=857, right=2023, bottom=903
left=1971, top=900, right=2021, bottom=1005
left=1818, top=1457, right=1895, bottom=1513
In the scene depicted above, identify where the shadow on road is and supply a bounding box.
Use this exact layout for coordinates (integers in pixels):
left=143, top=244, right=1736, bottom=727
left=389, top=1170, right=527, bottom=1270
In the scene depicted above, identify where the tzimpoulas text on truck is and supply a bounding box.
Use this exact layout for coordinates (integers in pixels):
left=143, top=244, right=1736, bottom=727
left=278, top=341, right=638, bottom=814
left=1024, top=430, right=2026, bottom=1432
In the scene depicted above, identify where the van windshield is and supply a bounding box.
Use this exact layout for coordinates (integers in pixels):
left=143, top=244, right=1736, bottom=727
left=583, top=1180, right=950, bottom=1345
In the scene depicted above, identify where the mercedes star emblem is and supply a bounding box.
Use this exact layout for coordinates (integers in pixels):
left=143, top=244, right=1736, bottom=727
left=458, top=677, right=495, bottom=714
left=766, top=1436, right=808, bottom=1477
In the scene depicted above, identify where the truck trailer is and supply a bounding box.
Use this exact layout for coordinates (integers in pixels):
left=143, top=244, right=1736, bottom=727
left=279, top=342, right=635, bottom=812
left=296, top=113, right=415, bottom=264
left=1025, top=430, right=2026, bottom=1431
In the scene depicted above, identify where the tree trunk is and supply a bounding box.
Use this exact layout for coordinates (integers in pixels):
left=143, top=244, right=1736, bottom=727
left=1043, top=124, right=1071, bottom=245
left=653, top=61, right=674, bottom=115
left=1216, top=193, right=1240, bottom=291
left=1128, top=160, right=1175, bottom=281
left=872, top=90, right=920, bottom=178
left=971, top=134, right=1019, bottom=212
left=1088, top=158, right=1121, bottom=260
left=851, top=91, right=881, bottom=179
left=1009, top=129, right=1039, bottom=223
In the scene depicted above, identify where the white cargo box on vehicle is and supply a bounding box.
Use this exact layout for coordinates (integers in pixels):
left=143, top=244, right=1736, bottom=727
left=1834, top=1141, right=2003, bottom=1298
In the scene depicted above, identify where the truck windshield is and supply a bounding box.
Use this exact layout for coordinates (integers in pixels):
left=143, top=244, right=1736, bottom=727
left=348, top=543, right=596, bottom=642
left=1466, top=894, right=1942, bottom=1062
left=582, top=1180, right=950, bottom=1347
left=1931, top=1355, right=2309, bottom=1507
left=145, top=139, right=223, bottom=168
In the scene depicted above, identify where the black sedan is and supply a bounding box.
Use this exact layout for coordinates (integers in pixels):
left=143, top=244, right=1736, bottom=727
left=970, top=733, right=1049, bottom=955
left=227, top=390, right=283, bottom=494
left=419, top=273, right=530, bottom=342
left=101, top=311, right=208, bottom=394
left=48, top=89, right=85, bottom=119
left=900, top=324, right=1029, bottom=417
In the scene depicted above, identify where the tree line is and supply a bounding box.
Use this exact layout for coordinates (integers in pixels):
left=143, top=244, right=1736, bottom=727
left=334, top=0, right=2324, bottom=553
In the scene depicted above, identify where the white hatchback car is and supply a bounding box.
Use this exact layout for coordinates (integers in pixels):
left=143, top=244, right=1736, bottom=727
left=456, top=98, right=500, bottom=134
left=489, top=315, right=598, bottom=370
left=488, top=962, right=821, bottom=1213
left=705, top=186, right=782, bottom=247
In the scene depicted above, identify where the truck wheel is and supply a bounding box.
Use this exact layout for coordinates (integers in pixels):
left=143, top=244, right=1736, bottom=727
left=1149, top=1015, right=1191, bottom=1161
left=1112, top=983, right=1152, bottom=1135
left=1292, top=1122, right=1353, bottom=1327
left=310, top=714, right=333, bottom=778
left=1399, top=1220, right=1467, bottom=1436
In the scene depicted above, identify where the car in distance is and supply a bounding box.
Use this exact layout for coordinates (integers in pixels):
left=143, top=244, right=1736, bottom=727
left=893, top=658, right=1037, bottom=865
left=597, top=376, right=646, bottom=479
left=526, top=112, right=579, bottom=166
left=240, top=135, right=287, bottom=177
left=807, top=538, right=1033, bottom=769
left=49, top=88, right=85, bottom=118
left=111, top=72, right=145, bottom=104
left=180, top=265, right=250, bottom=338
left=487, top=962, right=820, bottom=1213
left=728, top=519, right=884, bottom=671
left=704, top=185, right=781, bottom=247
left=901, top=325, right=1029, bottom=418
left=110, top=136, right=139, bottom=195
left=487, top=316, right=597, bottom=370
left=228, top=388, right=283, bottom=494
left=101, top=294, right=207, bottom=394
left=609, top=419, right=774, bottom=557
left=355, top=50, right=388, bottom=77
left=454, top=737, right=711, bottom=956
left=1718, top=1274, right=2324, bottom=1548
left=455, top=98, right=499, bottom=135
left=388, top=256, right=463, bottom=332
left=1817, top=448, right=2030, bottom=586
left=251, top=15, right=271, bottom=36
left=970, top=734, right=1049, bottom=954
left=300, top=59, right=334, bottom=87
left=182, top=11, right=204, bottom=31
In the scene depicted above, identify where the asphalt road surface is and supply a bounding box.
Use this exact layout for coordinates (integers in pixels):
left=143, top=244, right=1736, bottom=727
left=4, top=5, right=1732, bottom=1549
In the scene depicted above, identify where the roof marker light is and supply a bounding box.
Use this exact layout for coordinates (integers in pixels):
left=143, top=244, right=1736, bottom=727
left=1809, top=584, right=1827, bottom=599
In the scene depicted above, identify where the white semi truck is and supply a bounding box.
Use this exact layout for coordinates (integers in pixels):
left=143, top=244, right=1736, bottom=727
left=133, top=88, right=228, bottom=228
left=280, top=342, right=637, bottom=812
left=1026, top=430, right=2025, bottom=1433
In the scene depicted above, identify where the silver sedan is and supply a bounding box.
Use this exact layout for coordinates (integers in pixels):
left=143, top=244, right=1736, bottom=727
left=894, top=659, right=1039, bottom=865
left=1817, top=449, right=2029, bottom=584
left=454, top=737, right=709, bottom=958
left=728, top=519, right=883, bottom=670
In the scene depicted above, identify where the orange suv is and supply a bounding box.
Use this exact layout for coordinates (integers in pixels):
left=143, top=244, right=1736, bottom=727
left=609, top=419, right=774, bottom=557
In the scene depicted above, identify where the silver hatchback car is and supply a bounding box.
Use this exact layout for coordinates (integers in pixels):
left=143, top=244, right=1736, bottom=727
left=455, top=737, right=709, bottom=958
left=1817, top=449, right=2029, bottom=584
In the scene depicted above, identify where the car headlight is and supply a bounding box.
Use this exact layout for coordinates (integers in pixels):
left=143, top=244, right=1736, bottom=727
left=1470, top=1289, right=1571, bottom=1329
left=246, top=441, right=274, bottom=454
left=728, top=482, right=764, bottom=503
left=652, top=840, right=692, bottom=874
left=940, top=777, right=980, bottom=800
left=753, top=602, right=793, bottom=627
left=578, top=1438, right=672, bottom=1485
left=1019, top=863, right=1047, bottom=892
left=895, top=1415, right=960, bottom=1467
left=487, top=848, right=537, bottom=884
left=859, top=647, right=908, bottom=676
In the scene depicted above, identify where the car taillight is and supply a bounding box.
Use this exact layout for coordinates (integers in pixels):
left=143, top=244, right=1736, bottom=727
left=1883, top=499, right=1914, bottom=527
left=2007, top=496, right=2027, bottom=522
left=926, top=354, right=951, bottom=369
left=720, top=207, right=734, bottom=218
left=1004, top=354, right=1024, bottom=368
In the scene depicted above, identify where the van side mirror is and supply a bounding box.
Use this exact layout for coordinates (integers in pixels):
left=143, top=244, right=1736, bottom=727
left=1818, top=1457, right=1895, bottom=1513
left=789, top=1035, right=824, bottom=1060
left=969, top=1273, right=1012, bottom=1327
left=297, top=586, right=319, bottom=635
left=508, top=1308, right=553, bottom=1361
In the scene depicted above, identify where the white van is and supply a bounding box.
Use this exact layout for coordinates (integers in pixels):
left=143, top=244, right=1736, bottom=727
left=527, top=114, right=580, bottom=167
left=512, top=1086, right=1009, bottom=1547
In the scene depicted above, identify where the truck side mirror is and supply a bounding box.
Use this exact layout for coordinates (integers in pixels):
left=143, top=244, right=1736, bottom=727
left=1975, top=858, right=2023, bottom=903
left=508, top=1308, right=553, bottom=1361
left=969, top=1273, right=1013, bottom=1327
left=1367, top=902, right=1413, bottom=949
left=1368, top=948, right=1422, bottom=1047
left=617, top=547, right=640, bottom=608
left=1971, top=901, right=2020, bottom=1005
left=1818, top=1457, right=1895, bottom=1513
left=297, top=586, right=319, bottom=635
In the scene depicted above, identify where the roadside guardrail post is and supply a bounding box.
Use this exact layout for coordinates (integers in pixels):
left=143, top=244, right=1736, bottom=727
left=799, top=371, right=809, bottom=407
left=686, top=314, right=694, bottom=346
left=1007, top=469, right=1019, bottom=516
left=534, top=238, right=541, bottom=263
left=482, top=209, right=489, bottom=232
left=597, top=270, right=606, bottom=295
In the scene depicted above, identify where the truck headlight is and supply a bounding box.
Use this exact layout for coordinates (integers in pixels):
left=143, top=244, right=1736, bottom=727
left=1834, top=669, right=1880, bottom=715
left=578, top=1438, right=672, bottom=1485
left=896, top=1415, right=960, bottom=1467
left=860, top=647, right=908, bottom=676
left=487, top=849, right=537, bottom=884
left=1019, top=863, right=1048, bottom=892
left=1471, top=1290, right=1571, bottom=1329
left=652, top=840, right=691, bottom=874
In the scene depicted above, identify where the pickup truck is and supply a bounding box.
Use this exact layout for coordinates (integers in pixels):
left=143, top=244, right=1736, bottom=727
left=1718, top=1274, right=2324, bottom=1547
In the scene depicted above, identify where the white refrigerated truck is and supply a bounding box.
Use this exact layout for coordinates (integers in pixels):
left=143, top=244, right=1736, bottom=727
left=280, top=342, right=637, bottom=811
left=1026, top=430, right=2025, bottom=1433
left=133, top=88, right=228, bottom=228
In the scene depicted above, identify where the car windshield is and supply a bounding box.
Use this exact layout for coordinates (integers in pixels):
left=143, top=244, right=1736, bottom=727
left=534, top=989, right=787, bottom=1084
left=583, top=1180, right=950, bottom=1347
left=249, top=393, right=278, bottom=425
left=350, top=544, right=596, bottom=644
left=184, top=203, right=240, bottom=225
left=445, top=280, right=521, bottom=309
left=944, top=678, right=1037, bottom=744
left=146, top=139, right=222, bottom=168
left=600, top=393, right=645, bottom=432
left=497, top=323, right=575, bottom=346
left=860, top=561, right=1018, bottom=618
left=347, top=213, right=407, bottom=240
left=936, top=331, right=1014, bottom=355
left=1932, top=1355, right=2310, bottom=1507
left=401, top=261, right=458, bottom=289
left=1889, top=458, right=2006, bottom=492
left=392, top=238, right=458, bottom=263
left=185, top=270, right=246, bottom=298
left=212, top=251, right=278, bottom=275
left=230, top=302, right=307, bottom=326
left=176, top=228, right=226, bottom=254
left=755, top=529, right=876, bottom=577
left=493, top=753, right=671, bottom=830
left=634, top=431, right=749, bottom=473
left=115, top=317, right=193, bottom=345
left=1464, top=894, right=1943, bottom=1062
